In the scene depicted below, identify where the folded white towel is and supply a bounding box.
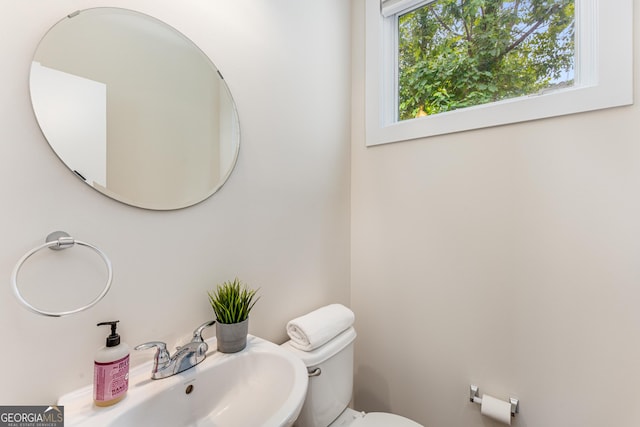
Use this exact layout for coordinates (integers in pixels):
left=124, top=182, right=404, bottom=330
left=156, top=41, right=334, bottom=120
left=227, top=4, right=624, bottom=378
left=286, top=303, right=355, bottom=351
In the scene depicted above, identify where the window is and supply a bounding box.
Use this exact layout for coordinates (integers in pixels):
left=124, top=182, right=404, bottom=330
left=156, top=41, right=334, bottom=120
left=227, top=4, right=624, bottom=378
left=365, top=0, right=633, bottom=146
left=397, top=1, right=575, bottom=120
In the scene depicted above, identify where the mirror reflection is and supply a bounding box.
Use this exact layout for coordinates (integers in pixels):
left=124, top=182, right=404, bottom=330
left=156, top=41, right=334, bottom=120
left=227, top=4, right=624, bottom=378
left=30, top=8, right=240, bottom=210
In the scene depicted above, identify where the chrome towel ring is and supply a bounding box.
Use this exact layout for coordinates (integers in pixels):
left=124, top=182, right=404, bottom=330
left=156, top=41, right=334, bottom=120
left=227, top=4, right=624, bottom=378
left=11, top=231, right=113, bottom=317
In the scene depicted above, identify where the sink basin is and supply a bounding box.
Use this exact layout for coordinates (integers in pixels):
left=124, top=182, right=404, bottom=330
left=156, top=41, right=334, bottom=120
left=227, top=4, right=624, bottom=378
left=59, top=335, right=309, bottom=426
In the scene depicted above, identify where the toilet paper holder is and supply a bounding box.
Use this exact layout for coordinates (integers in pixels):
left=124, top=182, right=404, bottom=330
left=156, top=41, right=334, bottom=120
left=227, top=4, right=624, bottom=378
left=470, top=385, right=519, bottom=417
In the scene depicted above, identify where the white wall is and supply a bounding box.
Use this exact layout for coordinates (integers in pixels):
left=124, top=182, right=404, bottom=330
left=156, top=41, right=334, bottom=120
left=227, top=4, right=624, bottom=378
left=0, top=0, right=351, bottom=404
left=30, top=63, right=107, bottom=187
left=351, top=1, right=640, bottom=426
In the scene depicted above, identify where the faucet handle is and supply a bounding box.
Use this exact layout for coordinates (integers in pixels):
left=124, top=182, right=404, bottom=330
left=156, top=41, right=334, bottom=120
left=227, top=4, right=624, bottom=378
left=192, top=320, right=216, bottom=343
left=135, top=341, right=168, bottom=352
left=135, top=341, right=170, bottom=367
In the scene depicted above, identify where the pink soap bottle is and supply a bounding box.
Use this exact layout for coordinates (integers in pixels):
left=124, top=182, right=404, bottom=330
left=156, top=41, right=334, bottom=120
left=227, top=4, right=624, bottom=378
left=94, top=321, right=129, bottom=407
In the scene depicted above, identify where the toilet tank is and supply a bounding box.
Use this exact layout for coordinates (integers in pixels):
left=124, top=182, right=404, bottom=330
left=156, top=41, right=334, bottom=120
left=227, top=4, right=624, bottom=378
left=281, top=327, right=357, bottom=427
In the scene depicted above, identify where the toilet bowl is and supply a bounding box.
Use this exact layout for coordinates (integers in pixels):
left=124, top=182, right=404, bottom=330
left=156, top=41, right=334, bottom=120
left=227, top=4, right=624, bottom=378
left=329, top=408, right=420, bottom=427
left=281, top=327, right=422, bottom=427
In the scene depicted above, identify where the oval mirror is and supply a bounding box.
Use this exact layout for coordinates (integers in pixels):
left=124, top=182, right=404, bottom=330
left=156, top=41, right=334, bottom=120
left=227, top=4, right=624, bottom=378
left=29, top=8, right=240, bottom=210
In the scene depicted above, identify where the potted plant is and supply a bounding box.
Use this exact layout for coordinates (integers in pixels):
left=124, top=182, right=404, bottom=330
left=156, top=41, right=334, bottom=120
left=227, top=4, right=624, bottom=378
left=208, top=278, right=259, bottom=353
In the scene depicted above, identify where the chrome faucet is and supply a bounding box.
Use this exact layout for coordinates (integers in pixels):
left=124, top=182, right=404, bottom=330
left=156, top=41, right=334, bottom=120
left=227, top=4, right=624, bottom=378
left=135, top=320, right=216, bottom=380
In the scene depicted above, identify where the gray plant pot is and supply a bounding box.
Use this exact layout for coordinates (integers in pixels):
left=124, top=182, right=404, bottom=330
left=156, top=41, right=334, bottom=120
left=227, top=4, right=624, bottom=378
left=215, top=318, right=249, bottom=353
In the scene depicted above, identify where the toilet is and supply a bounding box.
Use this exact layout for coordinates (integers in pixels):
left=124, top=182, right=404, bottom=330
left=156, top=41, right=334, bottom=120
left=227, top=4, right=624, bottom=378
left=282, top=327, right=423, bottom=427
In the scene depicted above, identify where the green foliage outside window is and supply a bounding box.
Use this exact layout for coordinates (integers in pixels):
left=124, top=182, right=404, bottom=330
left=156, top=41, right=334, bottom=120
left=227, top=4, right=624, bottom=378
left=398, top=0, right=575, bottom=120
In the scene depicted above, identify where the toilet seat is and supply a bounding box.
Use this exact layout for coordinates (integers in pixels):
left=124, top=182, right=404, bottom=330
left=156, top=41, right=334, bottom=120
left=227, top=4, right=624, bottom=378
left=330, top=409, right=422, bottom=427
left=351, top=412, right=422, bottom=427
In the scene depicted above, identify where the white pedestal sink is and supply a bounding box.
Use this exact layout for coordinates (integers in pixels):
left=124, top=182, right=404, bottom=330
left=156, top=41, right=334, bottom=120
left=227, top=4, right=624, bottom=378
left=58, top=335, right=309, bottom=426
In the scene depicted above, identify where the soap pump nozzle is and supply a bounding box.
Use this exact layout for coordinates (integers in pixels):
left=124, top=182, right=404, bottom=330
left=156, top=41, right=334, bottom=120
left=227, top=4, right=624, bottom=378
left=97, top=320, right=121, bottom=347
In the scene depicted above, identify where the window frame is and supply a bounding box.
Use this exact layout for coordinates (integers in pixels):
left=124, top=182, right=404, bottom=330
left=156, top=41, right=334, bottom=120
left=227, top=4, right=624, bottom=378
left=365, top=0, right=634, bottom=146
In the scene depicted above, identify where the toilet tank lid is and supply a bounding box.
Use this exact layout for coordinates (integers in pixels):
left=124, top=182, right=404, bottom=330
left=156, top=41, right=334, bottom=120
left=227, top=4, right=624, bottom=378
left=281, top=326, right=357, bottom=367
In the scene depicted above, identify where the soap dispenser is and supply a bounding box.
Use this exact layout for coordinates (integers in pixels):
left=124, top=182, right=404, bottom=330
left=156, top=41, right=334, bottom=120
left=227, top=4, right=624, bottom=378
left=94, top=321, right=129, bottom=407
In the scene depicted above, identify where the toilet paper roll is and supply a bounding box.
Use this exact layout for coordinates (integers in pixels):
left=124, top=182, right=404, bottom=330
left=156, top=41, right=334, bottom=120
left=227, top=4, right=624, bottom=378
left=480, top=394, right=512, bottom=425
